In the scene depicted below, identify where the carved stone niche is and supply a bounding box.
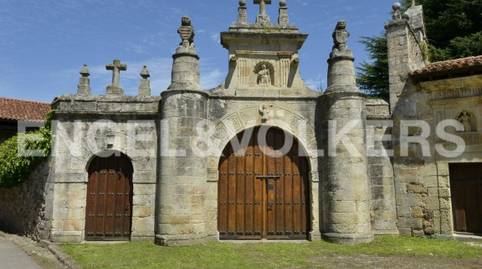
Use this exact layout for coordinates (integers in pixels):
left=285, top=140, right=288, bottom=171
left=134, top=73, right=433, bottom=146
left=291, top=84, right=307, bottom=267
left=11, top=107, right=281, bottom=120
left=456, top=111, right=477, bottom=132
left=254, top=62, right=274, bottom=87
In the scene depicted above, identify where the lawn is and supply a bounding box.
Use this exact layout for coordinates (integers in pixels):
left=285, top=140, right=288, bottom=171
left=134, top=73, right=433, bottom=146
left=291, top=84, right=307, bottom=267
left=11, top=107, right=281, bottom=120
left=61, top=236, right=482, bottom=269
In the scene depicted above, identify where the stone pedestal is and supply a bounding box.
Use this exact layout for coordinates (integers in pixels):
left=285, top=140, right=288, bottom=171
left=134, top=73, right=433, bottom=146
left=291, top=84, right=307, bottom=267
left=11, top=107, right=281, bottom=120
left=168, top=46, right=201, bottom=91
left=156, top=90, right=209, bottom=245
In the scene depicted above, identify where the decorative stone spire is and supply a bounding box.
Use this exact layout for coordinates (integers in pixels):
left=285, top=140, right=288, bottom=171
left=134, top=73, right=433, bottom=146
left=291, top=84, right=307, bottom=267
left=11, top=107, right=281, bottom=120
left=412, top=0, right=416, bottom=7
left=254, top=0, right=272, bottom=26
left=76, top=65, right=91, bottom=96
left=278, top=0, right=289, bottom=27
left=237, top=0, right=248, bottom=25
left=138, top=66, right=151, bottom=96
left=327, top=21, right=357, bottom=93
left=330, top=21, right=351, bottom=58
left=168, top=16, right=201, bottom=91
left=106, top=59, right=127, bottom=96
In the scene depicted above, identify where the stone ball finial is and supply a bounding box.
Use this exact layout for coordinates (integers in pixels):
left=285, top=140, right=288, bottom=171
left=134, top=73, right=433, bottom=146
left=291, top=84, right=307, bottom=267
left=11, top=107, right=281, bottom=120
left=280, top=0, right=287, bottom=7
left=392, top=2, right=401, bottom=11
left=336, top=20, right=347, bottom=30
left=239, top=0, right=247, bottom=7
left=80, top=64, right=90, bottom=77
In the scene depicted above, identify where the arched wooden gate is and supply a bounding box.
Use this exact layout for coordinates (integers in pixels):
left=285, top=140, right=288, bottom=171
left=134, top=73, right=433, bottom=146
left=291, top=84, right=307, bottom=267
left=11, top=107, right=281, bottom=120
left=85, top=153, right=133, bottom=241
left=218, top=127, right=311, bottom=240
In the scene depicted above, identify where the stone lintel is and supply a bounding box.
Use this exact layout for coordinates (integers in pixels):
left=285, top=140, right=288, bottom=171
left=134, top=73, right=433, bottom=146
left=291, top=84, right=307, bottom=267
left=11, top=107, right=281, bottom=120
left=221, top=31, right=308, bottom=50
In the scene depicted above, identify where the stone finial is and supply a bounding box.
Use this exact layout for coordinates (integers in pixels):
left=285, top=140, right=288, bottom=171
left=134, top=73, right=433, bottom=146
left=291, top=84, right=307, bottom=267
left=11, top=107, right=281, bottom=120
left=169, top=17, right=200, bottom=91
left=178, top=16, right=195, bottom=47
left=76, top=64, right=91, bottom=96
left=412, top=0, right=416, bottom=7
left=254, top=0, right=272, bottom=26
left=327, top=21, right=357, bottom=93
left=278, top=0, right=289, bottom=27
left=330, top=21, right=351, bottom=58
left=106, top=59, right=127, bottom=96
left=138, top=66, right=151, bottom=96
left=392, top=2, right=402, bottom=19
left=237, top=0, right=248, bottom=25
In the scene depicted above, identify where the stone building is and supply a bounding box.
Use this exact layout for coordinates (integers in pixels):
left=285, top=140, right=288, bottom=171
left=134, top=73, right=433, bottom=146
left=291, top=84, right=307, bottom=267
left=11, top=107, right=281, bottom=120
left=1, top=1, right=481, bottom=244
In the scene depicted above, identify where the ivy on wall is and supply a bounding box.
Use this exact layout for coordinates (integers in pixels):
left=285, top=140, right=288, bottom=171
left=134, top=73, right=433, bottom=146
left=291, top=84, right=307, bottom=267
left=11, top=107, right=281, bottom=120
left=0, top=112, right=53, bottom=188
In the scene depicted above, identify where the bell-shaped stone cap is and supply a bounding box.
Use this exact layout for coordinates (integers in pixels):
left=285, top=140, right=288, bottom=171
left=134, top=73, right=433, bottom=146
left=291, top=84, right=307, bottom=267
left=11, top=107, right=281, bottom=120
left=140, top=65, right=150, bottom=79
left=80, top=64, right=90, bottom=77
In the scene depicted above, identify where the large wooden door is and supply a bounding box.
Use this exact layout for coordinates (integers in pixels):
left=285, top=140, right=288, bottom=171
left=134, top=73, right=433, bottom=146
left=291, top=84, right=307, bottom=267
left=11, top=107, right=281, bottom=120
left=85, top=153, right=133, bottom=241
left=218, top=127, right=310, bottom=240
left=449, top=163, right=482, bottom=235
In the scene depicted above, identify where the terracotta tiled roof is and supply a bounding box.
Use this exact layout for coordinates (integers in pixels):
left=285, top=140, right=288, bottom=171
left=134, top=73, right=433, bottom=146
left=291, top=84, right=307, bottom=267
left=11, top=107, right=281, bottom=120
left=0, top=97, right=51, bottom=122
left=411, top=55, right=482, bottom=81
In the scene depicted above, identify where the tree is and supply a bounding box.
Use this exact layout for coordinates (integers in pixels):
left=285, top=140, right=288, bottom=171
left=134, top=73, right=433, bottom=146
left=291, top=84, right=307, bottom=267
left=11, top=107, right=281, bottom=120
left=358, top=0, right=482, bottom=100
left=357, top=36, right=389, bottom=100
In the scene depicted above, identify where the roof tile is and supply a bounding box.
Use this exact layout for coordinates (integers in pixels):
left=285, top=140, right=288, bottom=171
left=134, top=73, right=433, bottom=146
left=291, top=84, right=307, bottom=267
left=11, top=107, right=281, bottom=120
left=0, top=97, right=51, bottom=122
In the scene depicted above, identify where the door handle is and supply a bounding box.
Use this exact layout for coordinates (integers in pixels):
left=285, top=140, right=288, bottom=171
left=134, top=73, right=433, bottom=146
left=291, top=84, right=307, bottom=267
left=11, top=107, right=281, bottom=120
left=267, top=201, right=274, bottom=210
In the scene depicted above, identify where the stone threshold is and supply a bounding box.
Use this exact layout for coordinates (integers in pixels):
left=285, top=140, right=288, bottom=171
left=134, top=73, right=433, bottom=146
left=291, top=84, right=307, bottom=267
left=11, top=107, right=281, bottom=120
left=453, top=233, right=482, bottom=242
left=219, top=239, right=310, bottom=244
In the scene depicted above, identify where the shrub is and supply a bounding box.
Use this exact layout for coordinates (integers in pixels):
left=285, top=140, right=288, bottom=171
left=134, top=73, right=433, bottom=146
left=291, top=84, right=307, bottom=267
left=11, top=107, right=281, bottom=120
left=0, top=112, right=53, bottom=188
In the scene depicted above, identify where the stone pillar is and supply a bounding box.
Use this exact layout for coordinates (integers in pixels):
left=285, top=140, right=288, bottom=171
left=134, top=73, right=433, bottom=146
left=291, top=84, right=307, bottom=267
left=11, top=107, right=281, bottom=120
left=237, top=0, right=248, bottom=25
left=138, top=66, right=151, bottom=96
left=322, top=21, right=373, bottom=244
left=76, top=65, right=91, bottom=96
left=278, top=0, right=289, bottom=27
left=156, top=16, right=209, bottom=245
left=386, top=3, right=426, bottom=112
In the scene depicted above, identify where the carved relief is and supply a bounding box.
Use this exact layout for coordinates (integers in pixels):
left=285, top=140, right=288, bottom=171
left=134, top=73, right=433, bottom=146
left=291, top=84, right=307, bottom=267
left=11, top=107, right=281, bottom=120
left=254, top=62, right=274, bottom=86
left=259, top=104, right=274, bottom=122
left=456, top=111, right=475, bottom=132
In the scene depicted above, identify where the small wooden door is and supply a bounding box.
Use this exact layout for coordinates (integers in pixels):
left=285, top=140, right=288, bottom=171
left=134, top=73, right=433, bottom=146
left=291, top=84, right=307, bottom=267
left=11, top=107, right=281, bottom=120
left=449, top=163, right=482, bottom=235
left=218, top=127, right=311, bottom=240
left=85, top=154, right=133, bottom=241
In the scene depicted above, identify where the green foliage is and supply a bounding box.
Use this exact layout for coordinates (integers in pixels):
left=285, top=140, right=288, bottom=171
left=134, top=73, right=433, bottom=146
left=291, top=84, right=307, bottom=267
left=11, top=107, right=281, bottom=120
left=62, top=236, right=482, bottom=269
left=358, top=0, right=482, bottom=98
left=0, top=112, right=53, bottom=188
left=357, top=36, right=389, bottom=101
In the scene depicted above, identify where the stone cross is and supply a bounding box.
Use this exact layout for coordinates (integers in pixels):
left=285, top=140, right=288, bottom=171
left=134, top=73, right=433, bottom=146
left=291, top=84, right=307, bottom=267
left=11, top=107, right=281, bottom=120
left=106, top=59, right=127, bottom=89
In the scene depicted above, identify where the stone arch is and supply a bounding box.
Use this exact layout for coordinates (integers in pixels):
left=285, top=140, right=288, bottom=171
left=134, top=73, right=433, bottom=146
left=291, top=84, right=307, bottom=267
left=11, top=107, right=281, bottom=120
left=217, top=126, right=312, bottom=239
left=209, top=107, right=318, bottom=176
left=207, top=107, right=321, bottom=240
left=85, top=150, right=134, bottom=241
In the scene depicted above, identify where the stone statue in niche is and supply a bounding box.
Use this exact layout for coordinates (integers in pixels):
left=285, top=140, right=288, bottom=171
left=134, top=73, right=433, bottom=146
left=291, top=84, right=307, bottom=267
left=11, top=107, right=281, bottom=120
left=457, top=111, right=473, bottom=132
left=256, top=64, right=272, bottom=86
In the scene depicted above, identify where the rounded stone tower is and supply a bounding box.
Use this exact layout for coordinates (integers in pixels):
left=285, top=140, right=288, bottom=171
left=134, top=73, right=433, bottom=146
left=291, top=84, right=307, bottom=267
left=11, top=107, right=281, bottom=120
left=156, top=16, right=209, bottom=245
left=321, top=21, right=373, bottom=244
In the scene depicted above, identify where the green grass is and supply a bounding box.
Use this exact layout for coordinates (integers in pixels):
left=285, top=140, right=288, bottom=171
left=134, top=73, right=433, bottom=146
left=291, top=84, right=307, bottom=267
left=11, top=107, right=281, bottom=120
left=61, top=236, right=482, bottom=269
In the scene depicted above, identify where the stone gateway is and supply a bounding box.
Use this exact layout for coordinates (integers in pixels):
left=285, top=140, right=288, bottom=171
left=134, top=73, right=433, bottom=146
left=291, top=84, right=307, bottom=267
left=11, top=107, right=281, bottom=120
left=3, top=1, right=481, bottom=245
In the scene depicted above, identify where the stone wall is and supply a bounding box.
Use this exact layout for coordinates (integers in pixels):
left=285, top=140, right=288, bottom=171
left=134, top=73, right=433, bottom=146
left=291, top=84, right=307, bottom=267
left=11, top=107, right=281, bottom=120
left=0, top=161, right=51, bottom=240
left=392, top=75, right=482, bottom=237
left=366, top=99, right=398, bottom=235
left=50, top=96, right=160, bottom=242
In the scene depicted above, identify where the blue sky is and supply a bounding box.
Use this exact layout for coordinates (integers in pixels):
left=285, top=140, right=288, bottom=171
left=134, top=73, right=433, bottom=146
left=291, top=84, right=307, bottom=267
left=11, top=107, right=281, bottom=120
left=0, top=0, right=394, bottom=102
